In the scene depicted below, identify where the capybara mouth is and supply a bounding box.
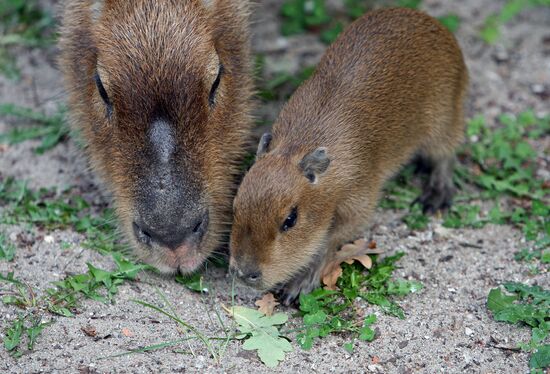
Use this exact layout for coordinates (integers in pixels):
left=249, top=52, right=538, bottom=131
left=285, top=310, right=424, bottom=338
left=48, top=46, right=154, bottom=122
left=133, top=238, right=207, bottom=274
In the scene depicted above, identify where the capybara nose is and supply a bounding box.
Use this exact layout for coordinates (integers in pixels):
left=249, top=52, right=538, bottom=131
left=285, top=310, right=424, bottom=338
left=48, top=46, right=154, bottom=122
left=132, top=212, right=209, bottom=250
left=229, top=264, right=262, bottom=286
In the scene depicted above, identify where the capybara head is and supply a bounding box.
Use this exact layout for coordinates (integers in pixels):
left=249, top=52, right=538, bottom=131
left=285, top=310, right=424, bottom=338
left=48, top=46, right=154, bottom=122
left=229, top=134, right=335, bottom=290
left=60, top=0, right=252, bottom=273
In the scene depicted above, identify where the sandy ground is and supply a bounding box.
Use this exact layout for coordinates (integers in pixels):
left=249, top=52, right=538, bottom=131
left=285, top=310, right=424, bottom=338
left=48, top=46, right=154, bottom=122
left=1, top=0, right=549, bottom=373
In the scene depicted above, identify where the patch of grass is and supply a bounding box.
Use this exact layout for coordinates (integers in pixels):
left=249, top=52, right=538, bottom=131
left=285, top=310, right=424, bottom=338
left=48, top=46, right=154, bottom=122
left=480, top=0, right=550, bottom=44
left=1, top=254, right=150, bottom=356
left=280, top=0, right=331, bottom=37
left=279, top=0, right=425, bottom=44
left=0, top=233, right=16, bottom=261
left=380, top=111, right=549, bottom=254
left=487, top=282, right=550, bottom=370
left=255, top=54, right=315, bottom=102
left=438, top=14, right=461, bottom=33
left=3, top=314, right=52, bottom=357
left=0, top=104, right=69, bottom=154
left=129, top=288, right=233, bottom=363
left=296, top=253, right=422, bottom=351
left=0, top=0, right=56, bottom=80
left=0, top=177, right=154, bottom=356
left=0, top=177, right=120, bottom=248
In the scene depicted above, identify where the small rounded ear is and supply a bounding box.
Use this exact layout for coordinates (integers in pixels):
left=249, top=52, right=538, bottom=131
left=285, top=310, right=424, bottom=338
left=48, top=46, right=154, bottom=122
left=299, top=147, right=331, bottom=184
left=256, top=133, right=272, bottom=158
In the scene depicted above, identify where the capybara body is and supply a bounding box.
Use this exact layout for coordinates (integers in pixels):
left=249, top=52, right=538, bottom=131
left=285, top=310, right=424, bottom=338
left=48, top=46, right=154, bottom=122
left=59, top=0, right=253, bottom=273
left=229, top=8, right=469, bottom=304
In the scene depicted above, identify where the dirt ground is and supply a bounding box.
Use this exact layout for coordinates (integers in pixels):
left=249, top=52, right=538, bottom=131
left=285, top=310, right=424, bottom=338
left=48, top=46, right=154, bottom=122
left=1, top=0, right=549, bottom=373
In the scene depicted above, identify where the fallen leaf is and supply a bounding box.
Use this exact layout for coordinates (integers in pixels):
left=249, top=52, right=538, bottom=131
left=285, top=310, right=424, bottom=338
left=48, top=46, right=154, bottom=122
left=81, top=325, right=97, bottom=337
left=222, top=305, right=292, bottom=367
left=321, top=238, right=384, bottom=290
left=121, top=327, right=133, bottom=337
left=322, top=265, right=342, bottom=291
left=372, top=356, right=380, bottom=364
left=255, top=293, right=280, bottom=316
left=344, top=255, right=372, bottom=269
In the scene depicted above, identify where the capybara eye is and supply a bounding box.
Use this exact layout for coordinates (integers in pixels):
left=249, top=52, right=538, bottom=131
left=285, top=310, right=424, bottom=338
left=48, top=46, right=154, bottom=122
left=208, top=64, right=223, bottom=106
left=281, top=207, right=298, bottom=232
left=94, top=71, right=113, bottom=117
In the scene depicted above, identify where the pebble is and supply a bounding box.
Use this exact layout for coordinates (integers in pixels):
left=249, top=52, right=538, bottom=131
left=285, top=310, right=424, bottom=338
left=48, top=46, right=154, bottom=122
left=493, top=46, right=509, bottom=63
left=531, top=83, right=545, bottom=94
left=367, top=364, right=383, bottom=373
left=465, top=327, right=474, bottom=336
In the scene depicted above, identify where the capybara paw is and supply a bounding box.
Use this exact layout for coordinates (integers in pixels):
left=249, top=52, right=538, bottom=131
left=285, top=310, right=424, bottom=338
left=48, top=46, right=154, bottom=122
left=414, top=183, right=455, bottom=214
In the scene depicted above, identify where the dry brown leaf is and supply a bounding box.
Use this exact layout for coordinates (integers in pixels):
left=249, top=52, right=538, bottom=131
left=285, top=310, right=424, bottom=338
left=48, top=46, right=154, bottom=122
left=321, top=238, right=384, bottom=290
left=322, top=265, right=343, bottom=290
left=121, top=327, right=133, bottom=337
left=81, top=325, right=97, bottom=337
left=372, top=356, right=381, bottom=364
left=344, top=254, right=372, bottom=269
left=255, top=292, right=280, bottom=316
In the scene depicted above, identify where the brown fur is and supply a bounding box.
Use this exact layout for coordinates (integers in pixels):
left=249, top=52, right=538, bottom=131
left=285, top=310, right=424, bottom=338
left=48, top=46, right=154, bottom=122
left=59, top=0, right=253, bottom=273
left=230, top=8, right=469, bottom=304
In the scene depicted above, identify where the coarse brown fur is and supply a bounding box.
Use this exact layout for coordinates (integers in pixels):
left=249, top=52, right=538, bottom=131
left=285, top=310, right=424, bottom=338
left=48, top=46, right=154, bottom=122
left=230, top=8, right=469, bottom=304
left=59, top=0, right=253, bottom=273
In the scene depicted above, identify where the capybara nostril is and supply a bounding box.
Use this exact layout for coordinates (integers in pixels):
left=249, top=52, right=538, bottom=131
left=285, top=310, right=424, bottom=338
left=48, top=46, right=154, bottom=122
left=132, top=221, right=152, bottom=247
left=244, top=272, right=261, bottom=284
left=191, top=212, right=209, bottom=239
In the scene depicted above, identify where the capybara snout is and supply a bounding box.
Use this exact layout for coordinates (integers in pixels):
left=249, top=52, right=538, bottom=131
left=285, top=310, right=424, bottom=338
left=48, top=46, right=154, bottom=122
left=60, top=0, right=253, bottom=273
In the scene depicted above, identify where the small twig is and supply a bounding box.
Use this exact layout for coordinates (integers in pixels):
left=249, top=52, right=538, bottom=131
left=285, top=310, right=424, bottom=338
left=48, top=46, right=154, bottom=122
left=487, top=343, right=522, bottom=352
left=458, top=241, right=483, bottom=249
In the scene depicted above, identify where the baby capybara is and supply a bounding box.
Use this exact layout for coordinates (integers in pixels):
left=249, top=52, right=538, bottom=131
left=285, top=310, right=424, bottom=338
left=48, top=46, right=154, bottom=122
left=230, top=8, right=469, bottom=304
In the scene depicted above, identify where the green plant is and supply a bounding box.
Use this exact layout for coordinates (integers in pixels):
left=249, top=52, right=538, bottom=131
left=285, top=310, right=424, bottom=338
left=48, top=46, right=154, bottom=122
left=0, top=104, right=69, bottom=154
left=1, top=254, right=150, bottom=356
left=224, top=305, right=292, bottom=367
left=438, top=14, right=461, bottom=33
left=0, top=0, right=56, bottom=79
left=255, top=56, right=315, bottom=102
left=0, top=233, right=16, bottom=261
left=297, top=253, right=422, bottom=350
left=3, top=314, right=52, bottom=357
left=487, top=282, right=550, bottom=370
left=280, top=0, right=331, bottom=36
left=381, top=111, right=549, bottom=255
left=480, top=0, right=550, bottom=44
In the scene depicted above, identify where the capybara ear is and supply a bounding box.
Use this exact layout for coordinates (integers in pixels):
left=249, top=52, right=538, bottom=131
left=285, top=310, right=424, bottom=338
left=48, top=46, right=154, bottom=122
left=299, top=147, right=330, bottom=184
left=256, top=132, right=272, bottom=158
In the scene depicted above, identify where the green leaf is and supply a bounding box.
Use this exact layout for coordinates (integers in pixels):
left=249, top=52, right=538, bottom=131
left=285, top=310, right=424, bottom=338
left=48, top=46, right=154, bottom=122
left=364, top=314, right=377, bottom=326
left=226, top=306, right=292, bottom=367
left=438, top=14, right=460, bottom=33
left=0, top=233, right=16, bottom=261
left=358, top=326, right=375, bottom=341
left=303, top=310, right=327, bottom=326
left=3, top=317, right=23, bottom=351
left=175, top=272, right=208, bottom=293
left=487, top=288, right=518, bottom=314
left=26, top=321, right=50, bottom=350
left=386, top=280, right=423, bottom=296
left=530, top=344, right=550, bottom=369
left=343, top=342, right=354, bottom=353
